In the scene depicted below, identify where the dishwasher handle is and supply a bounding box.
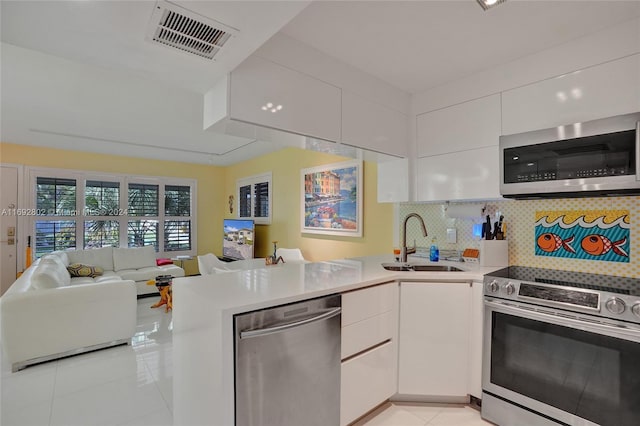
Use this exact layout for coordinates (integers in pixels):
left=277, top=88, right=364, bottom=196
left=239, top=307, right=341, bottom=339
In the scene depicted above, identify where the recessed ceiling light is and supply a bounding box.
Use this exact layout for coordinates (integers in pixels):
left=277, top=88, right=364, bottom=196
left=477, top=0, right=506, bottom=11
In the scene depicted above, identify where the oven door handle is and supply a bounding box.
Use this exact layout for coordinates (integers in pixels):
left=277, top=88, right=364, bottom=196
left=485, top=300, right=640, bottom=342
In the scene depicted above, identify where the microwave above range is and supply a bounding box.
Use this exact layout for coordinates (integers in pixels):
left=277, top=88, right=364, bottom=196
left=499, top=112, right=640, bottom=198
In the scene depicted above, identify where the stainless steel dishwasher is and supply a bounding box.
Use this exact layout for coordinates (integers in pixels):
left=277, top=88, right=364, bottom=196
left=234, top=294, right=341, bottom=426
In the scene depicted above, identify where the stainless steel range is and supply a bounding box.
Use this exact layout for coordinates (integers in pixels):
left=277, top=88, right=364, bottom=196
left=482, top=266, right=640, bottom=426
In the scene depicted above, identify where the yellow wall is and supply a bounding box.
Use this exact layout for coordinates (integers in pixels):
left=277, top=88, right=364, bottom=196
left=0, top=142, right=225, bottom=275
left=224, top=147, right=394, bottom=261
left=1, top=143, right=394, bottom=270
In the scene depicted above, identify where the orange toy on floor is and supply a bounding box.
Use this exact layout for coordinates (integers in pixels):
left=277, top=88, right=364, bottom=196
left=147, top=275, right=173, bottom=313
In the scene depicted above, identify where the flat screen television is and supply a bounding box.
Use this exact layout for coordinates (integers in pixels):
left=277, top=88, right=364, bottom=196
left=222, top=219, right=255, bottom=260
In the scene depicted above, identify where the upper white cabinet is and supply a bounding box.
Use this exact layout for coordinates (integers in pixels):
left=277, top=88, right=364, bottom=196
left=342, top=90, right=409, bottom=157
left=229, top=55, right=342, bottom=142
left=377, top=158, right=409, bottom=203
left=415, top=94, right=502, bottom=202
left=416, top=146, right=501, bottom=202
left=502, top=54, right=640, bottom=135
left=417, top=94, right=501, bottom=158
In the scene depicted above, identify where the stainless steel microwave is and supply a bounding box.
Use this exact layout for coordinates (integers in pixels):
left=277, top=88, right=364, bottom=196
left=499, top=112, right=640, bottom=198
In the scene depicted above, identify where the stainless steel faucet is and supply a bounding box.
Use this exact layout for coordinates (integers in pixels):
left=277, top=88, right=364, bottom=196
left=401, top=213, right=428, bottom=263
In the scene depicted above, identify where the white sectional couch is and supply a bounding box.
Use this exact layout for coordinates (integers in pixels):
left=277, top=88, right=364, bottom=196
left=0, top=246, right=185, bottom=372
left=60, top=246, right=185, bottom=296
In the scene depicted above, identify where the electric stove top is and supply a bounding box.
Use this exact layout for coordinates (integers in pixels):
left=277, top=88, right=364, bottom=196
left=484, top=266, right=640, bottom=324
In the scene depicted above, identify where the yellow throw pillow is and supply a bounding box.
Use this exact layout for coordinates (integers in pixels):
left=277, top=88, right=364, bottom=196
left=67, top=263, right=104, bottom=278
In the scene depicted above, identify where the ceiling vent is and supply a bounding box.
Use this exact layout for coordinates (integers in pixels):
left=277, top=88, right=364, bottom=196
left=146, top=1, right=237, bottom=60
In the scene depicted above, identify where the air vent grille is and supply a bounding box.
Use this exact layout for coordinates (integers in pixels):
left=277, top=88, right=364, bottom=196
left=146, top=1, right=236, bottom=60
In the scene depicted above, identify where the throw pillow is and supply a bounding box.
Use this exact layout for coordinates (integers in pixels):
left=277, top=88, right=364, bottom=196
left=156, top=258, right=173, bottom=266
left=67, top=263, right=104, bottom=278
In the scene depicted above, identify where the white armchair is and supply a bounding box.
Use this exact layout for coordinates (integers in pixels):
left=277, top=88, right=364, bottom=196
left=276, top=248, right=306, bottom=263
left=197, top=253, right=232, bottom=275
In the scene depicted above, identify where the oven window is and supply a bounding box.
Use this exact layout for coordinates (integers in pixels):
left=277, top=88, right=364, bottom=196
left=491, top=312, right=640, bottom=426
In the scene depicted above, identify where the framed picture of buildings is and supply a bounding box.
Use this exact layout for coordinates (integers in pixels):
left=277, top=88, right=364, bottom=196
left=301, top=160, right=363, bottom=237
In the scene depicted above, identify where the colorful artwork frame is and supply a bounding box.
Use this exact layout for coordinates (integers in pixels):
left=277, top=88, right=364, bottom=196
left=301, top=160, right=363, bottom=237
left=535, top=210, right=630, bottom=263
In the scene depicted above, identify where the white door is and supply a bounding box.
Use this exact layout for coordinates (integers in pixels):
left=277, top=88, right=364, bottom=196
left=1, top=165, right=19, bottom=295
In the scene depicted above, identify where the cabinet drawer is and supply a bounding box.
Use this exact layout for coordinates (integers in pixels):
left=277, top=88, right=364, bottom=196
left=342, top=282, right=396, bottom=327
left=341, top=310, right=394, bottom=359
left=341, top=341, right=396, bottom=426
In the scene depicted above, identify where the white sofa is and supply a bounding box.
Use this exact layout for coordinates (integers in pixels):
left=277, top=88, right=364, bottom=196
left=0, top=246, right=184, bottom=372
left=60, top=246, right=185, bottom=296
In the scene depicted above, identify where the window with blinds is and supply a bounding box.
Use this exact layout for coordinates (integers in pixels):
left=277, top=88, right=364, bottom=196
left=30, top=170, right=195, bottom=258
left=236, top=173, right=272, bottom=224
left=254, top=181, right=269, bottom=218
left=128, top=183, right=159, bottom=216
left=239, top=185, right=251, bottom=218
left=36, top=177, right=76, bottom=216
left=165, top=185, right=191, bottom=216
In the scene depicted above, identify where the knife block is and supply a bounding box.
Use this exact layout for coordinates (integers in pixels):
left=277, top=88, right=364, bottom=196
left=480, top=240, right=509, bottom=267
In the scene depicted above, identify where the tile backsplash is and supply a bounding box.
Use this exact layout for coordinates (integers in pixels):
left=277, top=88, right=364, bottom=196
left=399, top=195, right=639, bottom=278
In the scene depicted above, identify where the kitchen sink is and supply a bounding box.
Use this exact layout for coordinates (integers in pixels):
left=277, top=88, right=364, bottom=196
left=381, top=263, right=413, bottom=271
left=381, top=263, right=463, bottom=272
left=410, top=264, right=463, bottom=272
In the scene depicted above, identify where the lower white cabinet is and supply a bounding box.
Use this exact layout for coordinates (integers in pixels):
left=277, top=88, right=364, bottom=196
left=398, top=281, right=471, bottom=398
left=468, top=281, right=484, bottom=399
left=341, top=341, right=396, bottom=426
left=341, top=282, right=398, bottom=425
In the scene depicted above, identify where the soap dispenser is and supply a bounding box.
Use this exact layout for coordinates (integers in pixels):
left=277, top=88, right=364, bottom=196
left=429, top=237, right=439, bottom=262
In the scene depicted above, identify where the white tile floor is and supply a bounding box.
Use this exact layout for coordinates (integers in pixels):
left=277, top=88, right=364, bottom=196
left=353, top=402, right=493, bottom=426
left=1, top=298, right=173, bottom=426
left=2, top=298, right=492, bottom=426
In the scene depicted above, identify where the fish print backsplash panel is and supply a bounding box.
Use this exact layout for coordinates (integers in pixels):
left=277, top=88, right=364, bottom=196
left=535, top=210, right=630, bottom=263
left=398, top=195, right=639, bottom=278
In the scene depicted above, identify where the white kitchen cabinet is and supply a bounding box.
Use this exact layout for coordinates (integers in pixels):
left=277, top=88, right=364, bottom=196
left=342, top=90, right=409, bottom=157
left=502, top=54, right=640, bottom=135
left=398, top=281, right=471, bottom=398
left=341, top=282, right=398, bottom=425
left=468, top=281, right=484, bottom=399
left=229, top=55, right=342, bottom=142
left=341, top=341, right=396, bottom=426
left=416, top=94, right=501, bottom=158
left=416, top=146, right=501, bottom=202
left=377, top=158, right=409, bottom=203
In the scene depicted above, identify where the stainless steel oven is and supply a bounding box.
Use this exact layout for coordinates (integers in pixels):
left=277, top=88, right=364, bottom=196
left=482, top=267, right=640, bottom=426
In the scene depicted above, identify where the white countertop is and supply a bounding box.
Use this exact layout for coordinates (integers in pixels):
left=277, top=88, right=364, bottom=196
left=172, top=254, right=501, bottom=316
left=171, top=255, right=503, bottom=426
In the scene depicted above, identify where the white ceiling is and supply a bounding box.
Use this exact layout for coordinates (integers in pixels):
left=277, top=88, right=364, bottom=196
left=2, top=0, right=640, bottom=165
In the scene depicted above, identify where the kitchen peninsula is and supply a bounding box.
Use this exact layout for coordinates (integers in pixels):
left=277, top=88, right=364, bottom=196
left=172, top=255, right=501, bottom=425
